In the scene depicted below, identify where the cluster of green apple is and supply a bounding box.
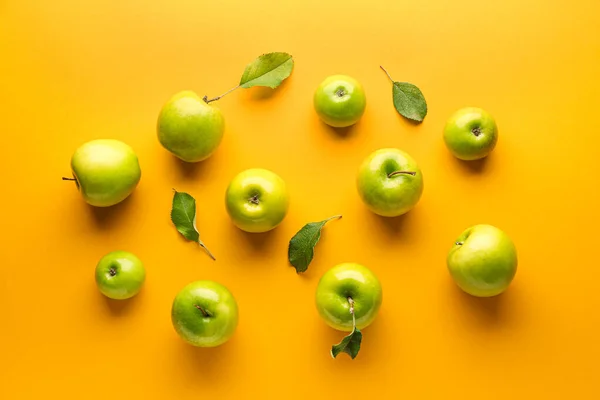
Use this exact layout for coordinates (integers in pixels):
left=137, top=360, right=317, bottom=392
left=65, top=73, right=517, bottom=356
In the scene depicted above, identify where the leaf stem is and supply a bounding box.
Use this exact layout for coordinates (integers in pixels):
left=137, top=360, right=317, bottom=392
left=326, top=215, right=343, bottom=222
left=380, top=65, right=395, bottom=83
left=199, top=240, right=216, bottom=261
left=388, top=171, right=416, bottom=178
left=203, top=85, right=240, bottom=104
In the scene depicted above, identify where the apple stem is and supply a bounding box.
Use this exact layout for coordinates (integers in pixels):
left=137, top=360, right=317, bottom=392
left=194, top=304, right=212, bottom=317
left=249, top=195, right=260, bottom=205
left=347, top=297, right=357, bottom=329
left=198, top=241, right=216, bottom=261
left=203, top=85, right=240, bottom=104
left=456, top=241, right=464, bottom=246
left=388, top=171, right=416, bottom=178
left=62, top=177, right=77, bottom=181
left=109, top=267, right=117, bottom=277
left=380, top=65, right=395, bottom=83
left=472, top=127, right=482, bottom=137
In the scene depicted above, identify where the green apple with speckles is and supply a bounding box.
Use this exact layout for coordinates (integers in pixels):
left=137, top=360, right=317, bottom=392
left=225, top=168, right=289, bottom=233
left=356, top=148, right=424, bottom=217
left=447, top=224, right=518, bottom=297
left=315, top=263, right=382, bottom=332
left=171, top=280, right=239, bottom=347
left=157, top=90, right=225, bottom=162
left=443, top=107, right=498, bottom=160
left=66, top=139, right=141, bottom=207
left=314, top=75, right=366, bottom=128
left=95, top=251, right=146, bottom=300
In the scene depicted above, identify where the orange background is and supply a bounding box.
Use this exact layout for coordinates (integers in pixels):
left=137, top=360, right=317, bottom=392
left=1, top=0, right=599, bottom=398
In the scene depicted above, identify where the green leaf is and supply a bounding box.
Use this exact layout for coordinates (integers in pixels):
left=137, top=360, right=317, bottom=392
left=392, top=82, right=427, bottom=122
left=239, top=52, right=294, bottom=89
left=288, top=215, right=341, bottom=273
left=171, top=190, right=216, bottom=260
left=331, top=326, right=362, bottom=359
left=380, top=66, right=427, bottom=122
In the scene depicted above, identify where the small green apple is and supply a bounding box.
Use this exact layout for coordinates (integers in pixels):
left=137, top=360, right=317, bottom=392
left=157, top=90, right=225, bottom=162
left=95, top=251, right=145, bottom=300
left=314, top=75, right=366, bottom=128
left=66, top=139, right=141, bottom=207
left=225, top=168, right=289, bottom=233
left=447, top=224, right=518, bottom=297
left=356, top=148, right=424, bottom=217
left=171, top=280, right=239, bottom=347
left=315, top=263, right=382, bottom=332
left=443, top=107, right=498, bottom=160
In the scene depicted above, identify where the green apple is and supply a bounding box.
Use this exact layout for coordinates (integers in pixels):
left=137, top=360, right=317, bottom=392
left=225, top=168, right=289, bottom=233
left=157, top=90, right=225, bottom=162
left=66, top=139, right=141, bottom=207
left=314, top=75, right=366, bottom=128
left=443, top=107, right=498, bottom=160
left=447, top=224, right=518, bottom=297
left=171, top=280, right=239, bottom=347
left=315, top=263, right=382, bottom=332
left=356, top=148, right=424, bottom=217
left=95, top=251, right=145, bottom=300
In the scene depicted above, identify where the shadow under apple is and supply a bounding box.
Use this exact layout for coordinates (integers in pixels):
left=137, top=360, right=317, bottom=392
left=100, top=290, right=141, bottom=317
left=169, top=334, right=239, bottom=383
left=361, top=205, right=416, bottom=238
left=86, top=192, right=136, bottom=230
left=169, top=150, right=219, bottom=181
left=448, top=280, right=512, bottom=328
left=451, top=153, right=491, bottom=174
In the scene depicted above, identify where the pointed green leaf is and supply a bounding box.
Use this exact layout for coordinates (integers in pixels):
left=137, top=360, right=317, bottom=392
left=170, top=190, right=216, bottom=260
left=239, top=52, right=294, bottom=89
left=331, top=326, right=362, bottom=359
left=288, top=215, right=341, bottom=273
left=392, top=81, right=427, bottom=122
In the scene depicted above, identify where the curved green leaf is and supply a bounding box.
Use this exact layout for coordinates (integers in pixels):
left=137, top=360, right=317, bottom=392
left=331, top=326, right=362, bottom=359
left=171, top=190, right=216, bottom=260
left=239, top=52, right=294, bottom=89
left=392, top=81, right=427, bottom=122
left=288, top=215, right=341, bottom=273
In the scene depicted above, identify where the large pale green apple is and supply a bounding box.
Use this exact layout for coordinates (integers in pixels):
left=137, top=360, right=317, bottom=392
left=95, top=251, right=145, bottom=300
left=225, top=168, right=289, bottom=233
left=171, top=280, right=239, bottom=347
left=447, top=224, right=518, bottom=297
left=315, top=263, right=382, bottom=332
left=314, top=75, right=366, bottom=128
left=157, top=90, right=225, bottom=162
left=356, top=148, right=424, bottom=217
left=67, top=139, right=141, bottom=207
left=443, top=107, right=498, bottom=160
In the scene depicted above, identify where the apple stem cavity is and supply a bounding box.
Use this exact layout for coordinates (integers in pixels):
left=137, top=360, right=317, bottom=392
left=456, top=241, right=464, bottom=246
left=388, top=171, right=416, bottom=178
left=471, top=127, right=482, bottom=137
left=335, top=88, right=346, bottom=97
left=194, top=304, right=213, bottom=318
left=109, top=267, right=117, bottom=277
left=203, top=85, right=240, bottom=104
left=380, top=65, right=395, bottom=83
